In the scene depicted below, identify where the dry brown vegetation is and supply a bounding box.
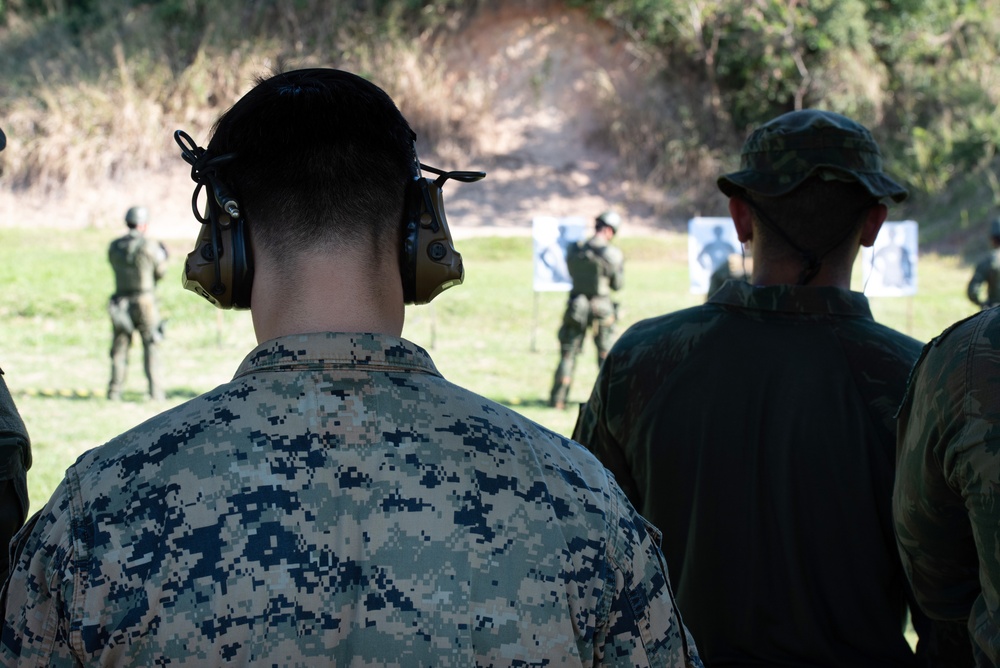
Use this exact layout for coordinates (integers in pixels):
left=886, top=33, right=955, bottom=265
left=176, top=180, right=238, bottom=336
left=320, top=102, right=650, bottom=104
left=0, top=0, right=733, bottom=239
left=2, top=0, right=999, bottom=252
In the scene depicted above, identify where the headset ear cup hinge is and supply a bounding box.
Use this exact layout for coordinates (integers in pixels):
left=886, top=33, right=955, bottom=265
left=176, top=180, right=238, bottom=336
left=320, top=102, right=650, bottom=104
left=175, top=129, right=254, bottom=310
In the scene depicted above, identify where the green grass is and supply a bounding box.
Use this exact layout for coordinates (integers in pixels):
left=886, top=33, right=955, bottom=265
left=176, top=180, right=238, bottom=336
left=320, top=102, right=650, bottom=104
left=0, top=228, right=978, bottom=514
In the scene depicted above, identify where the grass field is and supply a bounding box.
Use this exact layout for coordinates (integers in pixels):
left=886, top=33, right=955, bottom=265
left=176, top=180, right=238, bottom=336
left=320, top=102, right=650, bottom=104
left=0, top=227, right=977, bottom=515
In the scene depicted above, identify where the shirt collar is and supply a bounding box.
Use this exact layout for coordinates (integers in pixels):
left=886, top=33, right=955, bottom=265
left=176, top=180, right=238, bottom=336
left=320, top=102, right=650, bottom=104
left=234, top=332, right=441, bottom=379
left=708, top=280, right=874, bottom=319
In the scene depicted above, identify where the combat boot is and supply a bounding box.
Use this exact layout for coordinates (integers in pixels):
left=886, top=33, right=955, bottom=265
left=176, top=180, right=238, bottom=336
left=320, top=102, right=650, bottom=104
left=549, top=377, right=571, bottom=410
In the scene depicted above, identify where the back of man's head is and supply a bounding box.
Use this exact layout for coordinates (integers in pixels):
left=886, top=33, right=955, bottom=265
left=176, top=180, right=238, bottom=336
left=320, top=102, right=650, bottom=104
left=206, top=69, right=415, bottom=263
left=746, top=178, right=875, bottom=263
left=717, top=109, right=907, bottom=283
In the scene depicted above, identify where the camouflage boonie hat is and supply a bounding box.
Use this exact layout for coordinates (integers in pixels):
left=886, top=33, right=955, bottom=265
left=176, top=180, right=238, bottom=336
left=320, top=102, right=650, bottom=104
left=717, top=109, right=908, bottom=203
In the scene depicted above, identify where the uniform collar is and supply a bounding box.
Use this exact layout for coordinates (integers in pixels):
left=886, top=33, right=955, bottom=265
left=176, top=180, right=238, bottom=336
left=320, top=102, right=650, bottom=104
left=708, top=280, right=874, bottom=318
left=234, top=332, right=441, bottom=379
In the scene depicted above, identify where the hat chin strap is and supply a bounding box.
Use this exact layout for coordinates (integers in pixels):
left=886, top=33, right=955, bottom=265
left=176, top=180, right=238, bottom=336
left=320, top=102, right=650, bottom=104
left=745, top=199, right=875, bottom=286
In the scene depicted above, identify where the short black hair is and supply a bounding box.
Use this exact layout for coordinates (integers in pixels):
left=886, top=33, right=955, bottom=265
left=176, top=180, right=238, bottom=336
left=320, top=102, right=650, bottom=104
left=206, top=68, right=415, bottom=262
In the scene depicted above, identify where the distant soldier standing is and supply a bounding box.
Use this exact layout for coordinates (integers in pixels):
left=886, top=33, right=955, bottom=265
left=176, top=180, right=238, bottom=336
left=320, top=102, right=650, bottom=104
left=966, top=217, right=1000, bottom=309
left=107, top=206, right=168, bottom=401
left=549, top=210, right=623, bottom=409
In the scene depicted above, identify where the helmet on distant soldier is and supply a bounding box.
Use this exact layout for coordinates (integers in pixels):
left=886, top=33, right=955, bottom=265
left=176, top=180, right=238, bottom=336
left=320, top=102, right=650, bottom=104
left=596, top=210, right=621, bottom=233
left=125, top=206, right=149, bottom=228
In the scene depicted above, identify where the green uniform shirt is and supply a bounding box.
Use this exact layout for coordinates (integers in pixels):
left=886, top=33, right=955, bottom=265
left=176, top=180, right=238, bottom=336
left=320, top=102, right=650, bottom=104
left=895, top=308, right=1000, bottom=666
left=108, top=229, right=167, bottom=295
left=0, top=367, right=31, bottom=582
left=566, top=235, right=623, bottom=298
left=575, top=280, right=928, bottom=666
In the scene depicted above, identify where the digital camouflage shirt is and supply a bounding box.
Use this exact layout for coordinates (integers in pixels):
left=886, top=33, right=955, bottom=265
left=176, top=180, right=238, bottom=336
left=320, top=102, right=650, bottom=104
left=1, top=332, right=701, bottom=667
left=895, top=308, right=1000, bottom=666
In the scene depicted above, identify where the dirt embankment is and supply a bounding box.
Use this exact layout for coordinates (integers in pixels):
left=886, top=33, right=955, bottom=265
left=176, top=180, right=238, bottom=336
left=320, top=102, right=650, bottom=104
left=0, top=5, right=692, bottom=240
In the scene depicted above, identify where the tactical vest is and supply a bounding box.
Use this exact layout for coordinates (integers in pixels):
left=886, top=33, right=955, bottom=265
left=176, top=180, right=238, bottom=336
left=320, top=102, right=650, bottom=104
left=109, top=232, right=157, bottom=294
left=566, top=239, right=612, bottom=297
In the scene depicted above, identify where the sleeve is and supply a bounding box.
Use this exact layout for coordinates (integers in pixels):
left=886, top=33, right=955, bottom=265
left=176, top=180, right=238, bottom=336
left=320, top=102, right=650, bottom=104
left=0, top=479, right=81, bottom=667
left=593, top=480, right=702, bottom=667
left=967, top=262, right=986, bottom=306
left=605, top=247, right=624, bottom=292
left=0, top=374, right=31, bottom=583
left=0, top=372, right=31, bottom=462
left=894, top=316, right=1000, bottom=662
left=573, top=362, right=642, bottom=510
left=149, top=240, right=169, bottom=283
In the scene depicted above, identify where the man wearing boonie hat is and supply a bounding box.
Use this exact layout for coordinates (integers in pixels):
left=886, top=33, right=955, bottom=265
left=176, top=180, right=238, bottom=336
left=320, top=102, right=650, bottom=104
left=574, top=110, right=963, bottom=664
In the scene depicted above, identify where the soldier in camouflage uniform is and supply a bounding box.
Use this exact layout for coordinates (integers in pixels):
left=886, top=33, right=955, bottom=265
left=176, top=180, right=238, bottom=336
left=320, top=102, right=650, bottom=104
left=966, top=217, right=1000, bottom=309
left=549, top=211, right=624, bottom=410
left=0, top=367, right=30, bottom=585
left=1, top=69, right=702, bottom=667
left=0, top=126, right=32, bottom=583
left=894, top=307, right=1000, bottom=665
left=107, top=206, right=168, bottom=401
left=574, top=110, right=956, bottom=665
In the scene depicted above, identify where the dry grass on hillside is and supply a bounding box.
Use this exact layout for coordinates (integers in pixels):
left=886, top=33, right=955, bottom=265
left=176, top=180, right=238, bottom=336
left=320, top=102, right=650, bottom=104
left=0, top=1, right=729, bottom=238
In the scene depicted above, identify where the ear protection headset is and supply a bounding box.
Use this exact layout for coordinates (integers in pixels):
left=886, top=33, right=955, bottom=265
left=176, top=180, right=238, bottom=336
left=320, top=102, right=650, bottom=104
left=175, top=130, right=252, bottom=309
left=402, top=146, right=486, bottom=304
left=174, top=129, right=484, bottom=309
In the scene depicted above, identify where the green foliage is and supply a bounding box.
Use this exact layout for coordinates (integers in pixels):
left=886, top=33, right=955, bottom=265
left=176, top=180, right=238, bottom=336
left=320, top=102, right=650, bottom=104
left=2, top=0, right=1000, bottom=238
left=572, top=0, right=1000, bottom=223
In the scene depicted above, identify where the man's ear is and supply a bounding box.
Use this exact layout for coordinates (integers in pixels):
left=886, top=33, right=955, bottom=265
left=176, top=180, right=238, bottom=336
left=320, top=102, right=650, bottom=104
left=859, top=202, right=888, bottom=248
left=729, top=197, right=754, bottom=243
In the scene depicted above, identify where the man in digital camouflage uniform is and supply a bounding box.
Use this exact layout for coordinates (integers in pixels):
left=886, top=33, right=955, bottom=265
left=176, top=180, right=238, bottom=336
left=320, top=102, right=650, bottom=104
left=1, top=69, right=702, bottom=667
left=966, top=217, right=1000, bottom=309
left=895, top=307, right=1000, bottom=665
left=549, top=210, right=623, bottom=410
left=0, top=126, right=32, bottom=584
left=574, top=109, right=957, bottom=665
left=107, top=205, right=168, bottom=400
